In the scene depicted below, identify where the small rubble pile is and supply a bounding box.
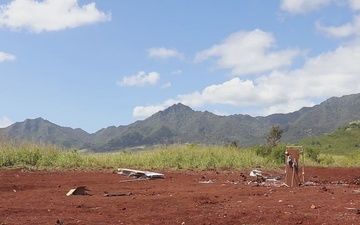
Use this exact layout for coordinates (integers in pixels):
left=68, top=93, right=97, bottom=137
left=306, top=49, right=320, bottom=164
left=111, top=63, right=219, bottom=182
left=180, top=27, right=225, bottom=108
left=246, top=169, right=284, bottom=187
left=353, top=176, right=360, bottom=185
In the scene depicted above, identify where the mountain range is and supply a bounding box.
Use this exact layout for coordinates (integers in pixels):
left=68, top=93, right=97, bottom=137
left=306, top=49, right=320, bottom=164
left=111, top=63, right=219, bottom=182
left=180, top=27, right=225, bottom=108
left=1, top=93, right=360, bottom=152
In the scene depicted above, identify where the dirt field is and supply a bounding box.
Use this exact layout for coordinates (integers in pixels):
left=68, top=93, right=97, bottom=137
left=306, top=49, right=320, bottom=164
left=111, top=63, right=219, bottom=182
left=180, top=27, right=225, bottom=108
left=1, top=167, right=360, bottom=225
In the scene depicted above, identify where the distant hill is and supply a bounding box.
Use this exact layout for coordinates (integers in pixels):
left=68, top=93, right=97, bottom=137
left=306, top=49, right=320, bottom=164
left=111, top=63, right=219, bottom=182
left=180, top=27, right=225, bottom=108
left=0, top=117, right=93, bottom=149
left=296, top=120, right=360, bottom=155
left=1, top=93, right=360, bottom=152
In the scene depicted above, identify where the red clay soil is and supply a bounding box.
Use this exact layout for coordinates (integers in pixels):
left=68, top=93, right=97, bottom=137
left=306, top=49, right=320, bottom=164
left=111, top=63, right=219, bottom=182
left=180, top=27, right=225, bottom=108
left=1, top=167, right=360, bottom=225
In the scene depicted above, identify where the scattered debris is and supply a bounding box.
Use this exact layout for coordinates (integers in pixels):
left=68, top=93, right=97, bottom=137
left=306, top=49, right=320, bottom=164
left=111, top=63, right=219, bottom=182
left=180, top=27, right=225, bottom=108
left=66, top=186, right=89, bottom=196
left=265, top=178, right=277, bottom=182
left=310, top=204, right=317, bottom=209
left=117, top=168, right=165, bottom=179
left=280, top=183, right=289, bottom=188
left=103, top=191, right=132, bottom=197
left=245, top=169, right=284, bottom=187
left=352, top=189, right=360, bottom=194
left=240, top=172, right=247, bottom=181
left=345, top=207, right=360, bottom=214
left=330, top=180, right=350, bottom=186
left=301, top=181, right=320, bottom=186
left=199, top=180, right=215, bottom=184
left=249, top=169, right=262, bottom=177
left=353, top=177, right=360, bottom=185
left=320, top=186, right=330, bottom=192
left=249, top=169, right=266, bottom=183
left=223, top=180, right=242, bottom=185
left=119, top=179, right=150, bottom=183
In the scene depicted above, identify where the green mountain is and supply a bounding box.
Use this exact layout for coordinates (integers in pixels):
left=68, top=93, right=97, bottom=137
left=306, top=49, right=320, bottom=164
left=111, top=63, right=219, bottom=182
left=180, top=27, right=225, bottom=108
left=0, top=117, right=92, bottom=149
left=282, top=93, right=360, bottom=142
left=1, top=93, right=360, bottom=152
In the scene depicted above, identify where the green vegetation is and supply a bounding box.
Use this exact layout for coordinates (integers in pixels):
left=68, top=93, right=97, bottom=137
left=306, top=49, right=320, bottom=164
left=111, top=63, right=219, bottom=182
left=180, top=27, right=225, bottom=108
left=0, top=140, right=275, bottom=170
left=296, top=121, right=360, bottom=155
left=1, top=121, right=360, bottom=170
left=255, top=125, right=284, bottom=163
left=1, top=140, right=360, bottom=171
left=265, top=125, right=283, bottom=150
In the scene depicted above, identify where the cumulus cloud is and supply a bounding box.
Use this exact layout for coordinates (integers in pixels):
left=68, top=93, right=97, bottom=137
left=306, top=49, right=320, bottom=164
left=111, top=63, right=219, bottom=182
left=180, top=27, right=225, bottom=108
left=147, top=47, right=183, bottom=59
left=0, top=52, right=16, bottom=61
left=117, top=71, right=160, bottom=87
left=134, top=44, right=360, bottom=119
left=0, top=116, right=13, bottom=128
left=0, top=0, right=111, bottom=32
left=280, top=0, right=331, bottom=14
left=133, top=105, right=166, bottom=118
left=316, top=14, right=360, bottom=38
left=194, top=29, right=301, bottom=75
left=281, top=0, right=360, bottom=14
left=132, top=99, right=179, bottom=118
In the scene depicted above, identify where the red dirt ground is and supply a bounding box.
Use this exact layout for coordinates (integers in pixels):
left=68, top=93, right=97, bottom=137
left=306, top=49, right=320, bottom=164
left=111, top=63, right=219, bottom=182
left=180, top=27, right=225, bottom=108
left=1, top=167, right=360, bottom=225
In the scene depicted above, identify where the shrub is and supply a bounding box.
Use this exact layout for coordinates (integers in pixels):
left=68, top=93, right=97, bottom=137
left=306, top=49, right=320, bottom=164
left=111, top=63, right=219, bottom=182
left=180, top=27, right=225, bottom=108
left=252, top=145, right=268, bottom=157
left=270, top=144, right=287, bottom=164
left=305, top=147, right=320, bottom=163
left=319, top=154, right=335, bottom=166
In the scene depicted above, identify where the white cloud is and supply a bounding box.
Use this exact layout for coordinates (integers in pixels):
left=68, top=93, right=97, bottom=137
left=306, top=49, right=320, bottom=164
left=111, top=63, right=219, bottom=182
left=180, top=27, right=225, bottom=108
left=133, top=105, right=166, bottom=118
left=211, top=109, right=229, bottom=117
left=161, top=82, right=171, bottom=89
left=0, top=0, right=111, bottom=32
left=117, top=71, right=160, bottom=87
left=280, top=0, right=331, bottom=14
left=147, top=47, right=183, bottom=59
left=132, top=99, right=180, bottom=118
left=349, top=0, right=360, bottom=11
left=0, top=51, right=16, bottom=61
left=316, top=14, right=360, bottom=38
left=134, top=44, right=360, bottom=119
left=0, top=116, right=13, bottom=128
left=194, top=29, right=301, bottom=76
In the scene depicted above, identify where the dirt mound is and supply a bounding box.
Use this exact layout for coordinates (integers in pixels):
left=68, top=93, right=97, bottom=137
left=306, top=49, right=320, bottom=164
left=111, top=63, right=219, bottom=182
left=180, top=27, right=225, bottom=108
left=1, top=167, right=360, bottom=224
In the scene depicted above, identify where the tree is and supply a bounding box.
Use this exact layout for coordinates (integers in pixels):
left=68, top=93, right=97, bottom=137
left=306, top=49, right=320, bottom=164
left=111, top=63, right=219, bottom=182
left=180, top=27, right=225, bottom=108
left=265, top=125, right=283, bottom=149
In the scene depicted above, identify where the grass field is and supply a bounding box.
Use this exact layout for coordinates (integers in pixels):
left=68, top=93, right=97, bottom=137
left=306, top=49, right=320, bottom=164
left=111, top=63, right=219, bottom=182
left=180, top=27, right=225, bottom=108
left=1, top=138, right=360, bottom=170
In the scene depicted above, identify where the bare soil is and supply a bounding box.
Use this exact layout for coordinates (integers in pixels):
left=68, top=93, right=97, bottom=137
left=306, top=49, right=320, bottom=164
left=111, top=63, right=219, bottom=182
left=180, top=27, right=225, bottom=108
left=1, top=167, right=360, bottom=225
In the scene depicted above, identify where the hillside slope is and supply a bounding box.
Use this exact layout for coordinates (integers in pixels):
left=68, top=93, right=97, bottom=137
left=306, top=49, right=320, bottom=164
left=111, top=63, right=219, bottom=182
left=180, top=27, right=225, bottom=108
left=1, top=93, right=360, bottom=152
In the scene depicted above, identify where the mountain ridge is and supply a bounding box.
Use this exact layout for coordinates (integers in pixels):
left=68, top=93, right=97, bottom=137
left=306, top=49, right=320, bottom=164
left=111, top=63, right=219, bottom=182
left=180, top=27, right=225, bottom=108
left=1, top=93, right=360, bottom=152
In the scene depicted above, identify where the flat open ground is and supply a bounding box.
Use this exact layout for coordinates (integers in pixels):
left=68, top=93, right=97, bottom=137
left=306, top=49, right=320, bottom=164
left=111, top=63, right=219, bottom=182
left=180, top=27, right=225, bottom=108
left=1, top=167, right=360, bottom=225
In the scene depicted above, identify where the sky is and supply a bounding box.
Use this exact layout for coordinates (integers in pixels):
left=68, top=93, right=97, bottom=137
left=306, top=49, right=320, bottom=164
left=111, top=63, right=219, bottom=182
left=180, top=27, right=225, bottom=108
left=1, top=0, right=360, bottom=133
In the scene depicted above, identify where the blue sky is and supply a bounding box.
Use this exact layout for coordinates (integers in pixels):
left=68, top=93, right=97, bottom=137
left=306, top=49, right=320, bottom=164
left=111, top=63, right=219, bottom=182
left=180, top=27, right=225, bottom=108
left=1, top=0, right=360, bottom=133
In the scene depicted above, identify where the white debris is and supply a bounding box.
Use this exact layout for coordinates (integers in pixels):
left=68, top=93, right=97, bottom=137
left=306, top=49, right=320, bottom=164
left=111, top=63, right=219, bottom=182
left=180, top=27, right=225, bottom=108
left=199, top=180, right=215, bottom=184
left=249, top=169, right=262, bottom=177
left=117, top=168, right=165, bottom=179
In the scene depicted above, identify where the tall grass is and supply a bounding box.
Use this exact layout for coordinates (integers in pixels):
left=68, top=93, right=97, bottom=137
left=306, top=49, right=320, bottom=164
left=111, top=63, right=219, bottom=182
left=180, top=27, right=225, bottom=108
left=1, top=139, right=359, bottom=170
left=118, top=144, right=275, bottom=170
left=0, top=139, right=81, bottom=168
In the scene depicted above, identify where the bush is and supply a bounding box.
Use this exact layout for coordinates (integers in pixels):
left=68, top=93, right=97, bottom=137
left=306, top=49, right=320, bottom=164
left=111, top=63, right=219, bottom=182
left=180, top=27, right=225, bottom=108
left=252, top=145, right=269, bottom=157
left=305, top=147, right=320, bottom=162
left=270, top=144, right=287, bottom=164
left=319, top=154, right=335, bottom=166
